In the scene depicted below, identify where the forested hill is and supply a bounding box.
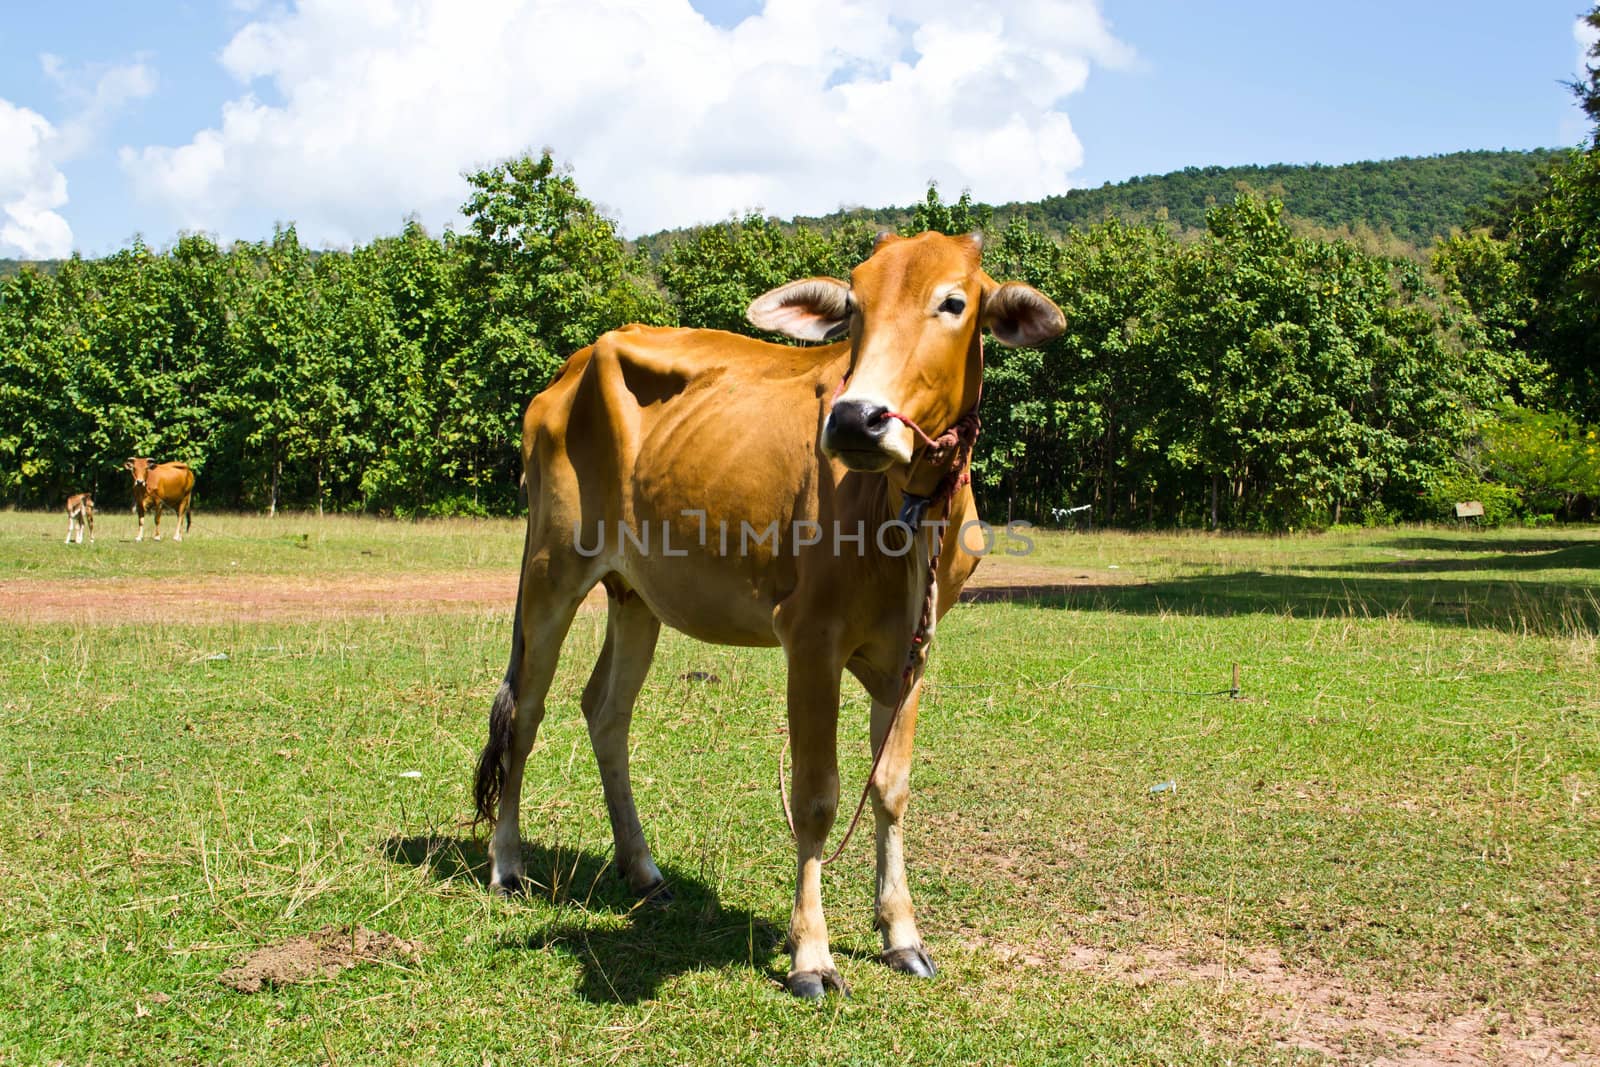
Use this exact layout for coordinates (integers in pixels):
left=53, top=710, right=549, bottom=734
left=2, top=149, right=1560, bottom=281
left=0, top=259, right=54, bottom=277
left=739, top=148, right=1560, bottom=250
left=1016, top=149, right=1561, bottom=243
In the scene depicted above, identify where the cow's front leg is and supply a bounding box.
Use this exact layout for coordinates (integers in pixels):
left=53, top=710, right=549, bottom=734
left=870, top=681, right=936, bottom=978
left=152, top=503, right=163, bottom=541
left=135, top=503, right=145, bottom=542
left=783, top=653, right=847, bottom=998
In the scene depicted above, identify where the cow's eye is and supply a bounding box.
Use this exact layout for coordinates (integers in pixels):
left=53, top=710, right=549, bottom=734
left=939, top=295, right=966, bottom=316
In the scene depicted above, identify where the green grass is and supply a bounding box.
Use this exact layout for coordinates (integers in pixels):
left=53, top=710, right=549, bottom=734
left=2, top=514, right=1597, bottom=1063
left=0, top=510, right=523, bottom=579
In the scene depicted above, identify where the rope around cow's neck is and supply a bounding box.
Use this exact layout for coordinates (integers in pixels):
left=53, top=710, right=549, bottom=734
left=780, top=380, right=980, bottom=866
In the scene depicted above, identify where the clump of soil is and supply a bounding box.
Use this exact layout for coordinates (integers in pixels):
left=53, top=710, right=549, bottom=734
left=219, top=924, right=421, bottom=993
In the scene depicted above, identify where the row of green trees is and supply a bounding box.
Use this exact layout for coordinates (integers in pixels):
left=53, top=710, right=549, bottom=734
left=3, top=22, right=1598, bottom=526
left=0, top=168, right=1590, bottom=527
left=1, top=155, right=668, bottom=516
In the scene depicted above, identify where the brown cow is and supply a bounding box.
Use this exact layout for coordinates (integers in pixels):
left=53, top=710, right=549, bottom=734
left=124, top=458, right=195, bottom=542
left=64, top=492, right=95, bottom=544
left=474, top=231, right=1065, bottom=998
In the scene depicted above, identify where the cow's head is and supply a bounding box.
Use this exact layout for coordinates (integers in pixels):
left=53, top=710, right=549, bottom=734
left=748, top=231, right=1064, bottom=473
left=125, top=457, right=154, bottom=490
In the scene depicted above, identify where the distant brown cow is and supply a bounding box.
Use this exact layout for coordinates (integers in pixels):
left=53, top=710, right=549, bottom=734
left=124, top=458, right=195, bottom=542
left=64, top=492, right=94, bottom=544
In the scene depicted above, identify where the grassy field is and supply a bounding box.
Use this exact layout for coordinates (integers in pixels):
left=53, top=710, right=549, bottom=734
left=0, top=510, right=522, bottom=579
left=1, top=511, right=1597, bottom=1064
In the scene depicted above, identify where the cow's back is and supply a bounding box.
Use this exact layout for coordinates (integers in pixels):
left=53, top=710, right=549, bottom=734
left=520, top=324, right=852, bottom=643
left=523, top=325, right=846, bottom=512
left=150, top=463, right=195, bottom=504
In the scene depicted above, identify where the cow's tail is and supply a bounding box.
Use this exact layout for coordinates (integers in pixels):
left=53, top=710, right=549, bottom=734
left=473, top=528, right=529, bottom=828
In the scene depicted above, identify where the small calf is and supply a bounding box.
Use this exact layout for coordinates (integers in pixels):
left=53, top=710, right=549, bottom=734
left=65, top=492, right=95, bottom=544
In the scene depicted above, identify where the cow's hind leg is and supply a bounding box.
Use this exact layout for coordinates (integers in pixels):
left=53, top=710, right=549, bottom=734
left=581, top=577, right=665, bottom=897
left=870, top=683, right=936, bottom=978
left=476, top=557, right=591, bottom=895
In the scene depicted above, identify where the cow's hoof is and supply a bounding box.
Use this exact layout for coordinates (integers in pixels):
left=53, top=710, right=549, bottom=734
left=614, top=865, right=673, bottom=905
left=635, top=879, right=673, bottom=906
left=882, top=945, right=937, bottom=978
left=786, top=968, right=850, bottom=999
left=490, top=873, right=524, bottom=897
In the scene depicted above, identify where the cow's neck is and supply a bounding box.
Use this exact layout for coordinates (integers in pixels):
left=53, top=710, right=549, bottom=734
left=886, top=410, right=981, bottom=523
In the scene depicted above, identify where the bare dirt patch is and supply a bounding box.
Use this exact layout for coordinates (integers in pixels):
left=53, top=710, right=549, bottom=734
left=967, top=937, right=1599, bottom=1065
left=958, top=561, right=1143, bottom=605
left=218, top=924, right=421, bottom=993
left=3, top=560, right=1119, bottom=624
left=0, top=570, right=524, bottom=624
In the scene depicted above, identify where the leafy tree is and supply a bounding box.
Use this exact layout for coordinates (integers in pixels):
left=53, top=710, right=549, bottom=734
left=218, top=226, right=321, bottom=514
left=448, top=152, right=672, bottom=512
left=0, top=267, right=74, bottom=505
left=1505, top=149, right=1600, bottom=422
left=1441, top=9, right=1600, bottom=425
left=905, top=184, right=992, bottom=237
left=353, top=221, right=465, bottom=514
left=657, top=213, right=873, bottom=336
left=977, top=196, right=1502, bottom=528
left=1480, top=406, right=1600, bottom=518
left=980, top=215, right=1178, bottom=524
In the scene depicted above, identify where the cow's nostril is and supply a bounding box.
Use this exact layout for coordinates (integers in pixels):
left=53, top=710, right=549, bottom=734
left=827, top=400, right=892, bottom=450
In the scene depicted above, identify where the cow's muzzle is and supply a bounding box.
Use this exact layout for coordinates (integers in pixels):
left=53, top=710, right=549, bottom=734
left=823, top=399, right=907, bottom=472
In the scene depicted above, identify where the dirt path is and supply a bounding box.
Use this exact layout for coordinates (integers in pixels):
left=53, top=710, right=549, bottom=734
left=0, top=561, right=1132, bottom=625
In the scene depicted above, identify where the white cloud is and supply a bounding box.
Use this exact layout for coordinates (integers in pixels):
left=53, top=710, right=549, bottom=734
left=122, top=0, right=1131, bottom=243
left=0, top=99, right=72, bottom=258
left=1, top=57, right=156, bottom=258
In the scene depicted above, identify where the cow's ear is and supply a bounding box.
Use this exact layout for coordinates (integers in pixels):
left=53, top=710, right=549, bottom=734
left=747, top=278, right=851, bottom=342
left=982, top=282, right=1065, bottom=347
left=124, top=459, right=135, bottom=470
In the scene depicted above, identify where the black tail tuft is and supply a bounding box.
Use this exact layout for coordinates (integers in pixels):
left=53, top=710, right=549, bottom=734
left=477, top=505, right=529, bottom=830
left=473, top=678, right=516, bottom=827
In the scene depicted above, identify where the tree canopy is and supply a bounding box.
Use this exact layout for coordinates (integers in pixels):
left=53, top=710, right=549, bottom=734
left=2, top=131, right=1595, bottom=527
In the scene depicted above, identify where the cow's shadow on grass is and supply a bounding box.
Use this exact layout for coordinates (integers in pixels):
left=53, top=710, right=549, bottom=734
left=383, top=834, right=787, bottom=1003
left=964, top=535, right=1600, bottom=635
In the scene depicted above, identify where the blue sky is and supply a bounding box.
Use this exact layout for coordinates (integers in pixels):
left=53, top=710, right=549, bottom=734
left=1, top=1, right=1593, bottom=258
